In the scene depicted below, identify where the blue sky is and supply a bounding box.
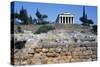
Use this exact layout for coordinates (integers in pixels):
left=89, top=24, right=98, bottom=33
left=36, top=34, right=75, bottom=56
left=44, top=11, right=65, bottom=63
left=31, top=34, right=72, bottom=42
left=12, top=1, right=97, bottom=24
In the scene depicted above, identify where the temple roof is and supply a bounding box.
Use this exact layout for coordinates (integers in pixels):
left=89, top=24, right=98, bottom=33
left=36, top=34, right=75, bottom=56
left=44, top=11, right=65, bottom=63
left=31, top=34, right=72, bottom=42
left=61, top=12, right=71, bottom=15
left=59, top=12, right=74, bottom=17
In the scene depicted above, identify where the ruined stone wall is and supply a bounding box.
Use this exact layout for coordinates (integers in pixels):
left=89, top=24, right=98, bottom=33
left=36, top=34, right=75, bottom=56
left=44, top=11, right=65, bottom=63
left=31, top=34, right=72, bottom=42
left=13, top=42, right=97, bottom=65
left=14, top=24, right=91, bottom=34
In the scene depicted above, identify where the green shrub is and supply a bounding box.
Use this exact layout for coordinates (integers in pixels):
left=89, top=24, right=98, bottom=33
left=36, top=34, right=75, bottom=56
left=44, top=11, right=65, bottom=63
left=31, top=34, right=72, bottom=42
left=92, top=25, right=97, bottom=35
left=81, top=30, right=85, bottom=33
left=17, top=26, right=22, bottom=33
left=34, top=25, right=55, bottom=34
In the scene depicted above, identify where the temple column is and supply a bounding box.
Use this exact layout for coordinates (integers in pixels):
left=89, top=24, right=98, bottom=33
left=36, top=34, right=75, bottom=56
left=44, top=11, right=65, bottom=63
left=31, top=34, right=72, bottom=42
left=59, top=17, right=61, bottom=24
left=72, top=17, right=73, bottom=24
left=68, top=17, right=69, bottom=24
left=72, top=17, right=74, bottom=24
left=62, top=16, right=64, bottom=24
left=66, top=17, right=68, bottom=24
left=65, top=16, right=67, bottom=24
left=69, top=17, right=71, bottom=24
left=60, top=16, right=62, bottom=24
left=70, top=17, right=72, bottom=24
left=63, top=16, right=66, bottom=24
left=69, top=17, right=70, bottom=24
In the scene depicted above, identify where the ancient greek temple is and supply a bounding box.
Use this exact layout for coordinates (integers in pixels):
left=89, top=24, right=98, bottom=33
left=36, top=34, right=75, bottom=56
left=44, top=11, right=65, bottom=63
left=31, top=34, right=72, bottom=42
left=56, top=12, right=74, bottom=24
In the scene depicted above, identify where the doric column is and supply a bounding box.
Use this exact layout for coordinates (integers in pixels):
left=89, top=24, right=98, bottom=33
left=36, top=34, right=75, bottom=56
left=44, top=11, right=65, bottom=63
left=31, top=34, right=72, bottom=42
left=65, top=16, right=66, bottom=24
left=59, top=17, right=61, bottom=24
left=66, top=17, right=68, bottom=24
left=64, top=16, right=65, bottom=24
left=62, top=16, right=63, bottom=24
left=70, top=17, right=72, bottom=24
left=72, top=17, right=74, bottom=24
left=72, top=17, right=73, bottom=24
left=69, top=17, right=71, bottom=24
left=60, top=16, right=62, bottom=24
left=68, top=17, right=69, bottom=24
left=69, top=17, right=70, bottom=24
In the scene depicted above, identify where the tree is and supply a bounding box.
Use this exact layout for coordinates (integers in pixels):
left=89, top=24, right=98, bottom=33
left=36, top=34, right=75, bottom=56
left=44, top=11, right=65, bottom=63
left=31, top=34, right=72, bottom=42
left=80, top=16, right=87, bottom=25
left=80, top=17, right=94, bottom=26
left=35, top=8, right=48, bottom=24
left=13, top=6, right=34, bottom=25
left=28, top=16, right=33, bottom=24
left=42, top=15, right=48, bottom=21
left=33, top=18, right=37, bottom=24
left=36, top=8, right=42, bottom=23
left=92, top=25, right=97, bottom=35
left=19, top=6, right=28, bottom=24
left=80, top=6, right=94, bottom=26
left=15, top=12, right=20, bottom=19
left=17, top=26, right=22, bottom=33
left=87, top=19, right=94, bottom=25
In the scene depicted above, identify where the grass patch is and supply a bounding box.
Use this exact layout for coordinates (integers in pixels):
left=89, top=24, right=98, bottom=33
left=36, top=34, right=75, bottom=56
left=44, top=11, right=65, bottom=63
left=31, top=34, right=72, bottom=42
left=34, top=25, right=55, bottom=34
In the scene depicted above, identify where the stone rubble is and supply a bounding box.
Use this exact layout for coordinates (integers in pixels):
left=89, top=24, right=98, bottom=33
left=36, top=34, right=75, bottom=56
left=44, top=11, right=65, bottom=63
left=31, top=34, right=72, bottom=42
left=12, top=29, right=97, bottom=65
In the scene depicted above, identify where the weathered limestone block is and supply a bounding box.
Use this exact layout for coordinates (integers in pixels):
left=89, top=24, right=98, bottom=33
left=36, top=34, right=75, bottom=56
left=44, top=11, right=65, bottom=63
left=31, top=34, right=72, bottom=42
left=86, top=47, right=92, bottom=50
left=68, top=46, right=75, bottom=52
left=52, top=58, right=59, bottom=63
left=80, top=43, right=93, bottom=47
left=74, top=47, right=81, bottom=52
left=41, top=57, right=48, bottom=64
left=90, top=42, right=97, bottom=47
left=62, top=48, right=68, bottom=52
left=39, top=52, right=46, bottom=56
left=33, top=53, right=42, bottom=59
left=58, top=59, right=66, bottom=63
left=88, top=50, right=93, bottom=55
left=80, top=55, right=90, bottom=59
left=64, top=59, right=70, bottom=63
left=65, top=52, right=72, bottom=56
left=70, top=58, right=77, bottom=62
left=35, top=48, right=42, bottom=53
left=14, top=60, right=22, bottom=65
left=31, top=58, right=41, bottom=64
left=82, top=50, right=93, bottom=55
left=42, top=48, right=48, bottom=53
left=46, top=52, right=59, bottom=57
left=92, top=58, right=97, bottom=61
left=86, top=58, right=92, bottom=62
left=79, top=55, right=86, bottom=59
left=48, top=48, right=55, bottom=53
left=61, top=56, right=69, bottom=61
left=80, top=55, right=91, bottom=59
left=72, top=55, right=80, bottom=59
left=60, top=52, right=66, bottom=56
left=14, top=51, right=29, bottom=59
left=25, top=39, right=42, bottom=48
left=19, top=58, right=31, bottom=65
left=92, top=51, right=97, bottom=55
left=81, top=59, right=88, bottom=62
left=47, top=57, right=59, bottom=64
left=20, top=60, right=28, bottom=65
left=91, top=47, right=97, bottom=51
left=91, top=55, right=97, bottom=59
left=47, top=60, right=54, bottom=64
left=72, top=51, right=81, bottom=56
left=22, top=48, right=34, bottom=54
left=80, top=47, right=87, bottom=51
left=55, top=48, right=62, bottom=53
left=81, top=51, right=88, bottom=56
left=25, top=43, right=41, bottom=48
left=66, top=55, right=72, bottom=60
